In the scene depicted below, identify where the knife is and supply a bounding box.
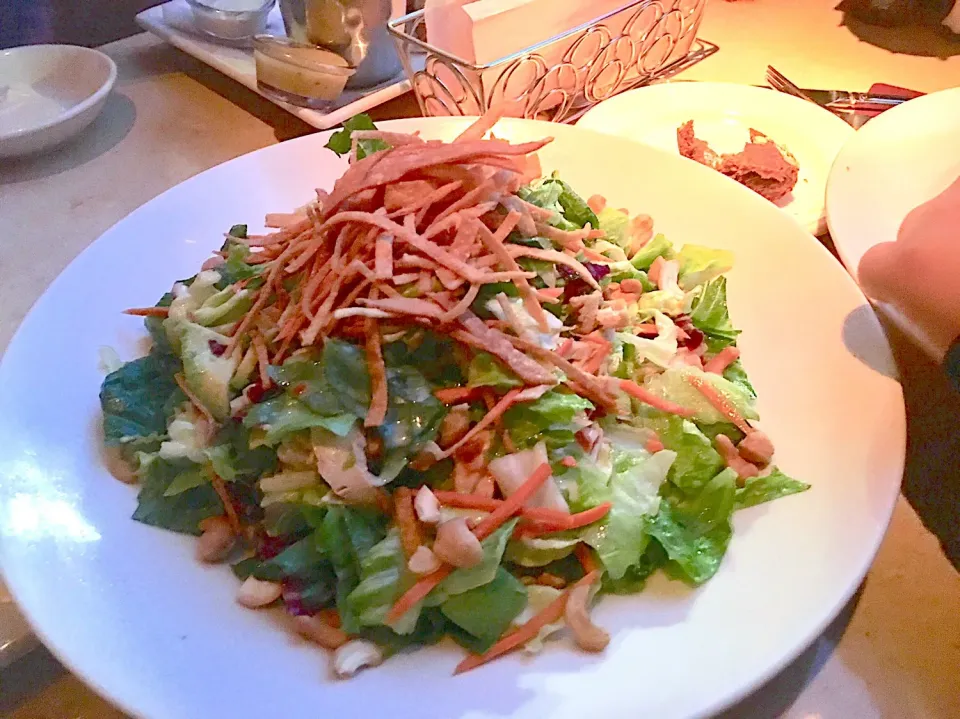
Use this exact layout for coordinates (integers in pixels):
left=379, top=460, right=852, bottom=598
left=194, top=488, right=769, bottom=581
left=800, top=88, right=907, bottom=109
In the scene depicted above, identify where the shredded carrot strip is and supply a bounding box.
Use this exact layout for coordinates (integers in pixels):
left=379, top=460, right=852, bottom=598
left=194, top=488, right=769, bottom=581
left=645, top=432, right=665, bottom=453
left=393, top=487, right=422, bottom=559
left=211, top=475, right=241, bottom=535
left=374, top=235, right=394, bottom=279
left=454, top=570, right=599, bottom=675
left=385, top=565, right=453, bottom=624
left=173, top=373, right=215, bottom=424
left=470, top=462, right=552, bottom=541
left=252, top=334, right=271, bottom=388
left=434, top=386, right=483, bottom=405
left=575, top=543, right=600, bottom=574
left=123, top=306, right=169, bottom=317
left=437, top=389, right=522, bottom=460
left=364, top=319, right=388, bottom=427
left=703, top=346, right=741, bottom=375
left=685, top=373, right=753, bottom=434
left=619, top=379, right=695, bottom=418
left=514, top=503, right=611, bottom=536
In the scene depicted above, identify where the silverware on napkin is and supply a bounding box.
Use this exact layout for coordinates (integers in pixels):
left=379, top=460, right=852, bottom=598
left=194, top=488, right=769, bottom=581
left=765, top=66, right=908, bottom=110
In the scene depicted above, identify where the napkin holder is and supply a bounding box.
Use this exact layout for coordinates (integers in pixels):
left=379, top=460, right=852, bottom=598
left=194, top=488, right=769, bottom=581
left=387, top=0, right=716, bottom=123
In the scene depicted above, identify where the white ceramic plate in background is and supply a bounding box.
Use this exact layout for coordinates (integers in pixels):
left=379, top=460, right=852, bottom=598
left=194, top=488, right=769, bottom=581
left=577, top=82, right=854, bottom=236
left=0, top=118, right=903, bottom=719
left=0, top=44, right=117, bottom=158
left=827, top=87, right=960, bottom=359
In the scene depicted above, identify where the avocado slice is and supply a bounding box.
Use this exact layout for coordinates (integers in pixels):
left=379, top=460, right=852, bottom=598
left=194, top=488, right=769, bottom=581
left=180, top=323, right=236, bottom=421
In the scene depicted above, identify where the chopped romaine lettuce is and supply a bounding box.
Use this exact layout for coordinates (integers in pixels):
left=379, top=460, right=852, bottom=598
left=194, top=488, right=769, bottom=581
left=690, top=277, right=740, bottom=346
left=467, top=352, right=523, bottom=390
left=132, top=455, right=223, bottom=535
left=433, top=519, right=519, bottom=600
left=735, top=468, right=810, bottom=509
left=586, top=448, right=675, bottom=580
left=100, top=351, right=182, bottom=451
left=643, top=366, right=758, bottom=426
left=646, top=416, right=725, bottom=495
left=440, top=568, right=527, bottom=652
left=677, top=244, right=734, bottom=291
left=647, top=500, right=732, bottom=585
left=630, top=233, right=673, bottom=270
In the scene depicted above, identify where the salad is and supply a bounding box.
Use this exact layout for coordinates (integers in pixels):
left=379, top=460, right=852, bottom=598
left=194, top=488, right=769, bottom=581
left=99, top=112, right=809, bottom=678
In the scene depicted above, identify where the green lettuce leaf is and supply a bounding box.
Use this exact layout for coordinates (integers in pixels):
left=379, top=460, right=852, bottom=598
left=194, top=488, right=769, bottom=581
left=677, top=244, right=734, bottom=291
left=643, top=367, right=758, bottom=426
left=441, top=568, right=527, bottom=652
left=505, top=534, right=580, bottom=567
left=322, top=339, right=372, bottom=417
left=602, top=541, right=668, bottom=594
left=318, top=506, right=388, bottom=632
left=735, top=468, right=810, bottom=509
left=690, top=277, right=740, bottom=345
left=503, top=390, right=593, bottom=450
left=132, top=456, right=223, bottom=535
left=325, top=114, right=389, bottom=160
left=434, top=519, right=519, bottom=600
left=647, top=417, right=725, bottom=495
left=586, top=448, right=675, bottom=580
left=243, top=395, right=356, bottom=445
left=630, top=233, right=673, bottom=270
left=647, top=500, right=732, bottom=585
left=597, top=207, right=630, bottom=249
left=467, top=352, right=523, bottom=390
left=216, top=239, right=262, bottom=288
left=550, top=179, right=599, bottom=229
left=100, top=351, right=183, bottom=450
left=347, top=530, right=421, bottom=634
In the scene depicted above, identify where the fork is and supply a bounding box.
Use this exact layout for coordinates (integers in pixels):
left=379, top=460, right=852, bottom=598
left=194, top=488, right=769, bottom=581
left=765, top=66, right=817, bottom=104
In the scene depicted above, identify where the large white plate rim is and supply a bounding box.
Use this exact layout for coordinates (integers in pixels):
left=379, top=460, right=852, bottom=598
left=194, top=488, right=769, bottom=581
left=0, top=118, right=904, bottom=719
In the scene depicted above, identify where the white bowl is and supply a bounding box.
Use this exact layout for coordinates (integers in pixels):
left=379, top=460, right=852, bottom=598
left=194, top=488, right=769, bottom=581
left=0, top=44, right=117, bottom=159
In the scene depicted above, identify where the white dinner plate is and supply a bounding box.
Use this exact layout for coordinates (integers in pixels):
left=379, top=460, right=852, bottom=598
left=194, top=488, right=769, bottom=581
left=0, top=118, right=903, bottom=719
left=826, top=87, right=960, bottom=359
left=577, top=82, right=854, bottom=236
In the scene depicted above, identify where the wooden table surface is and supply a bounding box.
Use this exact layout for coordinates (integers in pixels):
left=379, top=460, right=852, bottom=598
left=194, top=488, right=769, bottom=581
left=1, top=1, right=958, bottom=717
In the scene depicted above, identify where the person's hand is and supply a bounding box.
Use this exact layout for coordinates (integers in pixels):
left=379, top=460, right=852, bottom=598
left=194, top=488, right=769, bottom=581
left=858, top=175, right=960, bottom=356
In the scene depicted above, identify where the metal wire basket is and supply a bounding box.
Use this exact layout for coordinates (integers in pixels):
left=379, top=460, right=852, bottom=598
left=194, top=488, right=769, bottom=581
left=387, top=0, right=715, bottom=123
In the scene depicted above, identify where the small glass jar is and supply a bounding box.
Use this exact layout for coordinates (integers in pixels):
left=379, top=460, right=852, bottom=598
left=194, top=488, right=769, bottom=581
left=186, top=0, right=277, bottom=41
left=276, top=0, right=402, bottom=89
left=253, top=35, right=356, bottom=109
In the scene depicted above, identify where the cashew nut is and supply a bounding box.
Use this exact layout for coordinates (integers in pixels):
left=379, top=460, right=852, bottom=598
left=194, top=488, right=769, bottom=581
left=407, top=545, right=441, bottom=575
left=293, top=615, right=349, bottom=650
left=103, top=446, right=137, bottom=484
left=331, top=639, right=383, bottom=679
left=438, top=404, right=472, bottom=447
left=536, top=572, right=567, bottom=589
left=236, top=576, right=283, bottom=608
left=564, top=581, right=609, bottom=653
left=196, top=516, right=236, bottom=563
left=737, top=430, right=774, bottom=467
left=432, top=517, right=484, bottom=568
left=413, top=486, right=441, bottom=524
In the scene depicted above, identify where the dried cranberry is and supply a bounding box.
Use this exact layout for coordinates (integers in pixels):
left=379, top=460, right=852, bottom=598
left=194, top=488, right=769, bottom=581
left=208, top=339, right=227, bottom=356
left=257, top=533, right=291, bottom=560
left=683, top=329, right=705, bottom=351
left=583, top=262, right=611, bottom=281
left=281, top=579, right=310, bottom=616
left=562, top=278, right=590, bottom=303
left=245, top=382, right=266, bottom=403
